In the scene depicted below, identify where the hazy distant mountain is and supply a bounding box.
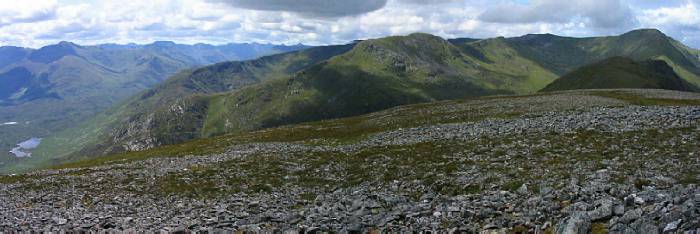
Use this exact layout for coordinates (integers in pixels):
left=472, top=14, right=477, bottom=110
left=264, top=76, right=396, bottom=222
left=0, top=41, right=308, bottom=168
left=8, top=29, right=700, bottom=172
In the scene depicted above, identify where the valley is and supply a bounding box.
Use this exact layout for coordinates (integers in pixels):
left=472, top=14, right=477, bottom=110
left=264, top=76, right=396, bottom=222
left=0, top=41, right=308, bottom=168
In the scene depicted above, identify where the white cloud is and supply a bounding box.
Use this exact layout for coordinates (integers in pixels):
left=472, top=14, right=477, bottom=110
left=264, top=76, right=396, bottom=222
left=0, top=0, right=698, bottom=49
left=0, top=0, right=57, bottom=26
left=479, top=0, right=636, bottom=30
left=640, top=1, right=700, bottom=28
left=638, top=0, right=700, bottom=47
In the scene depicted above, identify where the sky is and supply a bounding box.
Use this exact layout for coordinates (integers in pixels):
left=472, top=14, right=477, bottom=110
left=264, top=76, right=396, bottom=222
left=1, top=0, right=699, bottom=49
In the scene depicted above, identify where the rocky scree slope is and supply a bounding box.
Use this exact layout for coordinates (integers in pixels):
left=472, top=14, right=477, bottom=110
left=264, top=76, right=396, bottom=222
left=1, top=89, right=699, bottom=232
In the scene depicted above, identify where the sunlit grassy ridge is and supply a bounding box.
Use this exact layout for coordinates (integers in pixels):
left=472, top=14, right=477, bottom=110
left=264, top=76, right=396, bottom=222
left=135, top=33, right=561, bottom=148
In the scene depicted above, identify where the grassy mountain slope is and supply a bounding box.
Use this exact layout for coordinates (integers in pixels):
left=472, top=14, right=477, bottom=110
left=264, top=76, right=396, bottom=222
left=197, top=33, right=558, bottom=137
left=10, top=29, right=700, bottom=172
left=0, top=41, right=307, bottom=169
left=508, top=29, right=700, bottom=86
left=452, top=37, right=559, bottom=92
left=0, top=46, right=31, bottom=69
left=194, top=30, right=700, bottom=140
left=541, top=57, right=699, bottom=92
left=21, top=34, right=560, bottom=169
left=20, top=44, right=355, bottom=169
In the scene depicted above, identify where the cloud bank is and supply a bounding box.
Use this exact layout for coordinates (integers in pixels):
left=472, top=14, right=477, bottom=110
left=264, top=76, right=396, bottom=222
left=212, top=0, right=387, bottom=18
left=479, top=0, right=636, bottom=29
left=0, top=0, right=698, bottom=49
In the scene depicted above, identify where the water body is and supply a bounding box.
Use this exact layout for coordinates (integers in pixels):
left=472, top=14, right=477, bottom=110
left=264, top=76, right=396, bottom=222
left=9, top=137, right=41, bottom=158
left=0, top=122, right=18, bottom=126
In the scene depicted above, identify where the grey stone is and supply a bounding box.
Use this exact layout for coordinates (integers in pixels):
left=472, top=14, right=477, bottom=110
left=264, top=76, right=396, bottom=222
left=51, top=217, right=67, bottom=225
left=620, top=208, right=643, bottom=224
left=588, top=199, right=613, bottom=221
left=630, top=218, right=659, bottom=234
left=517, top=184, right=529, bottom=195
left=613, top=204, right=625, bottom=216
left=663, top=219, right=682, bottom=233
left=555, top=212, right=591, bottom=234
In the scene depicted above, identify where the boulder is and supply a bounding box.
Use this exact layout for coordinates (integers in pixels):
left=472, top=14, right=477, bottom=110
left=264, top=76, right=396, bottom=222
left=619, top=208, right=643, bottom=224
left=663, top=219, right=682, bottom=233
left=555, top=212, right=591, bottom=234
left=588, top=199, right=613, bottom=221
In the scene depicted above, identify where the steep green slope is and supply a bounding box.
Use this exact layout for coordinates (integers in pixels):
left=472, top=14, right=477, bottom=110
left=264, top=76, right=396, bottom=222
left=145, top=30, right=700, bottom=148
left=451, top=37, right=559, bottom=92
left=540, top=57, right=699, bottom=92
left=21, top=44, right=355, bottom=169
left=198, top=33, right=558, bottom=136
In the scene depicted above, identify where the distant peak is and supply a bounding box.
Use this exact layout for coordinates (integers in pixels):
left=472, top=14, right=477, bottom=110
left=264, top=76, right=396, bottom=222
left=623, top=28, right=666, bottom=37
left=487, top=36, right=508, bottom=42
left=510, top=33, right=563, bottom=44
left=359, top=33, right=446, bottom=46
left=520, top=33, right=559, bottom=38
left=150, top=41, right=177, bottom=46
left=56, top=41, right=79, bottom=48
left=29, top=41, right=79, bottom=63
left=406, top=32, right=443, bottom=40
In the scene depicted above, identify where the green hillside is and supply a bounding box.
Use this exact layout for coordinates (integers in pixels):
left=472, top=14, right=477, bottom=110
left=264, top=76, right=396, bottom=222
left=34, top=33, right=559, bottom=165
left=508, top=29, right=700, bottom=86
left=541, top=57, right=699, bottom=92
left=18, top=44, right=355, bottom=170
left=8, top=29, right=700, bottom=173
left=0, top=41, right=307, bottom=170
left=197, top=33, right=557, bottom=137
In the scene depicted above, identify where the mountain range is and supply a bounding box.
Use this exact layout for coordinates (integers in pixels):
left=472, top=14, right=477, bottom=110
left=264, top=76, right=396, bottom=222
left=3, top=29, right=700, bottom=172
left=0, top=41, right=308, bottom=168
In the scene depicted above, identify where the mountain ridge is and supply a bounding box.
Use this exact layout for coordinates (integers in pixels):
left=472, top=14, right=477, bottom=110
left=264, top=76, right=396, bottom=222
left=8, top=28, right=700, bottom=172
left=540, top=56, right=699, bottom=92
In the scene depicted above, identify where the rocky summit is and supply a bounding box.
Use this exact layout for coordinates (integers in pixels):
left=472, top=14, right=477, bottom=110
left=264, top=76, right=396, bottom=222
left=1, top=89, right=699, bottom=233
